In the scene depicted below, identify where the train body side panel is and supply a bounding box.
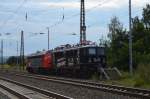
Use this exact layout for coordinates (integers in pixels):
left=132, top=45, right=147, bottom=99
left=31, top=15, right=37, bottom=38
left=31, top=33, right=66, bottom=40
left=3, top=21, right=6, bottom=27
left=26, top=51, right=53, bottom=73
left=42, top=52, right=53, bottom=70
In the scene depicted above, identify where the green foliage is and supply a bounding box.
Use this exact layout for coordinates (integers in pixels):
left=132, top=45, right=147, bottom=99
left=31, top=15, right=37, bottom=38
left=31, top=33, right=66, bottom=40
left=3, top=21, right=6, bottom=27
left=107, top=16, right=128, bottom=70
left=134, top=63, right=150, bottom=88
left=142, top=4, right=150, bottom=29
left=106, top=4, right=150, bottom=71
left=108, top=16, right=124, bottom=41
left=6, top=56, right=20, bottom=66
left=103, top=71, right=150, bottom=89
left=91, top=72, right=99, bottom=81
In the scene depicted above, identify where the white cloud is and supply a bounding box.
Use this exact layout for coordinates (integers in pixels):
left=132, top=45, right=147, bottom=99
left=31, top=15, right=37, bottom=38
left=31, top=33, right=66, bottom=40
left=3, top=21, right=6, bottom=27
left=1, top=0, right=149, bottom=11
left=3, top=0, right=148, bottom=11
left=132, top=0, right=150, bottom=8
left=38, top=1, right=80, bottom=9
left=36, top=0, right=150, bottom=10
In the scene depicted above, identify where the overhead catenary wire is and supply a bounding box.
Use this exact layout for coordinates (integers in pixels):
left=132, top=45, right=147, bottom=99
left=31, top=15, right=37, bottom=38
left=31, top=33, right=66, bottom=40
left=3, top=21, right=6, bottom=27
left=49, top=0, right=108, bottom=28
left=37, top=0, right=109, bottom=34
left=2, top=0, right=109, bottom=42
left=0, top=0, right=28, bottom=29
left=3, top=0, right=109, bottom=35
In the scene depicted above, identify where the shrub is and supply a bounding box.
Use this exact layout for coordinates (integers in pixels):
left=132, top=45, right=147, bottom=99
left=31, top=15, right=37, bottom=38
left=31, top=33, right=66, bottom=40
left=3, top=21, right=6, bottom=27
left=134, top=63, right=150, bottom=87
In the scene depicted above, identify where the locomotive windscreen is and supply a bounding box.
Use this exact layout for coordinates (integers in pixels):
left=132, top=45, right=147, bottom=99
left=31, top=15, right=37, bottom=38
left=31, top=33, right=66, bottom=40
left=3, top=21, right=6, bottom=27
left=88, top=48, right=96, bottom=55
left=29, top=57, right=43, bottom=67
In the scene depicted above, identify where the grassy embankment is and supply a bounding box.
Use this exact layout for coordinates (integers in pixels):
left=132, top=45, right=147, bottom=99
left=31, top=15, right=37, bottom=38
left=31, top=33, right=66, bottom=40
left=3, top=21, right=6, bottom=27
left=0, top=64, right=26, bottom=72
left=104, top=64, right=150, bottom=89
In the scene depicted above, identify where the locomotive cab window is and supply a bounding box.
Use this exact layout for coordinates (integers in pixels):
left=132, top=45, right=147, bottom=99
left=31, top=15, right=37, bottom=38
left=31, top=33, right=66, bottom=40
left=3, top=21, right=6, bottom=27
left=88, top=48, right=96, bottom=55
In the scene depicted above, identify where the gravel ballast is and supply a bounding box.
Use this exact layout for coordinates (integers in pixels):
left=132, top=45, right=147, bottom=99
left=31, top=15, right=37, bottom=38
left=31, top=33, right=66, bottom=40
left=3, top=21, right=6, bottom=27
left=0, top=72, right=108, bottom=99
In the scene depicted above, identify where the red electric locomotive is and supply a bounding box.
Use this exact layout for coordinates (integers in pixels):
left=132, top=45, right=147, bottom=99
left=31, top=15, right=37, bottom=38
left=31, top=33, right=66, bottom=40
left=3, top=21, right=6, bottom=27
left=26, top=51, right=53, bottom=73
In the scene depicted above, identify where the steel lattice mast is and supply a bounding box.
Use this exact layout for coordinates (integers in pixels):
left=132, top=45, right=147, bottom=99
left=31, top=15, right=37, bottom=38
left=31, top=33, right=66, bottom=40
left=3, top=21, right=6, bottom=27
left=80, top=0, right=86, bottom=44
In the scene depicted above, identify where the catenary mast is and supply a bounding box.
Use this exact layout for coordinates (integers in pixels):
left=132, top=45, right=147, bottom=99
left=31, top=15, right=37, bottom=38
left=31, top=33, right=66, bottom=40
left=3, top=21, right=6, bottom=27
left=20, top=30, right=24, bottom=70
left=80, top=0, right=86, bottom=45
left=129, top=0, right=133, bottom=75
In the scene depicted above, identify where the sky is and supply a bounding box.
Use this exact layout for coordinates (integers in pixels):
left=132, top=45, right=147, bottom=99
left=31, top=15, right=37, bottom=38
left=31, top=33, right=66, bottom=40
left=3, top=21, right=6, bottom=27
left=0, top=0, right=149, bottom=56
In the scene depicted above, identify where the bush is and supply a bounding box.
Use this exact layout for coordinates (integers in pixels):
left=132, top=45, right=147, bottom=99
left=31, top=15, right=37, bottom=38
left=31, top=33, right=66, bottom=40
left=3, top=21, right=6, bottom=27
left=91, top=73, right=100, bottom=80
left=134, top=63, right=150, bottom=87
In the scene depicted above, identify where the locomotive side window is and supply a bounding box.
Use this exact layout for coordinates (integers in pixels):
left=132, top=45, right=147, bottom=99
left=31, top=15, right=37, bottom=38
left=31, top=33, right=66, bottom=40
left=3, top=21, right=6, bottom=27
left=88, top=48, right=96, bottom=55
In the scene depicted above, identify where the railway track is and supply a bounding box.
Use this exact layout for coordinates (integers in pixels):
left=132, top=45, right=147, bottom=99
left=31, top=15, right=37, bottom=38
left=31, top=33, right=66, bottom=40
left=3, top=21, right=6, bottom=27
left=0, top=70, right=150, bottom=99
left=0, top=76, right=73, bottom=99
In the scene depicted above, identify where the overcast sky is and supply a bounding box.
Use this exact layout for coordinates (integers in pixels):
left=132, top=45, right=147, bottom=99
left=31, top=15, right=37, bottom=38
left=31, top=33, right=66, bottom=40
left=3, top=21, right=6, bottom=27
left=0, top=0, right=149, bottom=56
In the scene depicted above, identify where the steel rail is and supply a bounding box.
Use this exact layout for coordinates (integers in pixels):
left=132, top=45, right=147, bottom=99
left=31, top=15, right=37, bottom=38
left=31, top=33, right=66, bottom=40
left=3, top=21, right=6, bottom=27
left=1, top=70, right=150, bottom=99
left=20, top=74, right=150, bottom=99
left=0, top=83, right=29, bottom=99
left=0, top=76, right=73, bottom=99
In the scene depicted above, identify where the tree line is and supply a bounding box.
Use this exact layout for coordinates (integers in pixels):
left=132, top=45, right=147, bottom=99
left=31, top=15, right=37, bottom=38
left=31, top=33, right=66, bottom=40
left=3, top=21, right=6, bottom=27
left=106, top=4, right=150, bottom=71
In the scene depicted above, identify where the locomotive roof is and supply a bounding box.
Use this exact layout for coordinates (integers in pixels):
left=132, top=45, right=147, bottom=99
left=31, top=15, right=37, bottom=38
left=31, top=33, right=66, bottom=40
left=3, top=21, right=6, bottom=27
left=27, top=44, right=104, bottom=57
left=52, top=45, right=104, bottom=53
left=27, top=51, right=49, bottom=57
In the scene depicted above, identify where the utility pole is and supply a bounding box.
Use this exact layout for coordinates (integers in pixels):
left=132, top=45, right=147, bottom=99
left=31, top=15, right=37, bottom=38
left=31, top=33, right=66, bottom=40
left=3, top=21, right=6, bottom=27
left=47, top=27, right=50, bottom=50
left=129, top=0, right=133, bottom=75
left=16, top=41, right=19, bottom=66
left=20, top=30, right=24, bottom=70
left=80, top=0, right=86, bottom=45
left=1, top=40, right=3, bottom=69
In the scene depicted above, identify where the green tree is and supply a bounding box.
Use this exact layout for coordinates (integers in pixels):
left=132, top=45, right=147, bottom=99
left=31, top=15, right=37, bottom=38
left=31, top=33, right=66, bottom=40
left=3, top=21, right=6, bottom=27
left=131, top=4, right=150, bottom=66
left=107, top=16, right=128, bottom=70
left=142, top=4, right=150, bottom=29
left=106, top=4, right=150, bottom=71
left=6, top=56, right=20, bottom=66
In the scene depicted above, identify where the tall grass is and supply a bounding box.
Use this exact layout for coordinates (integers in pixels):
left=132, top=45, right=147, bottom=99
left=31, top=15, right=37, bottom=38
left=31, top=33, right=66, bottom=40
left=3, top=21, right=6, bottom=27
left=134, top=63, right=150, bottom=87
